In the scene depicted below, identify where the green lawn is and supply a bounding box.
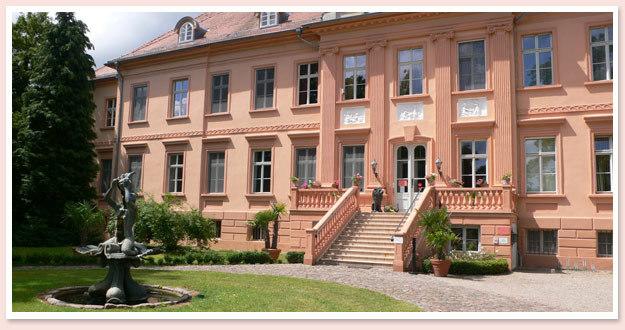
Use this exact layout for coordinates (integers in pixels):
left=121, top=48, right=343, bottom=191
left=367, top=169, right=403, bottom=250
left=12, top=268, right=421, bottom=312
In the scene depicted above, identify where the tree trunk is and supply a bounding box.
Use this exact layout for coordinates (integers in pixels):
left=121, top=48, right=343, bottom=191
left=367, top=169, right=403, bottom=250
left=264, top=225, right=270, bottom=249
left=271, top=220, right=279, bottom=249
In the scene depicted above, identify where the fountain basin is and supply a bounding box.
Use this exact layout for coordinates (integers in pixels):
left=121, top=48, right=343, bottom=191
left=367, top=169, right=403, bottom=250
left=39, top=285, right=194, bottom=309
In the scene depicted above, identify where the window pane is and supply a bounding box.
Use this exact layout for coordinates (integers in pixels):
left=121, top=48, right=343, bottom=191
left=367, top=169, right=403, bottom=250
left=310, top=62, right=318, bottom=74
left=474, top=141, right=487, bottom=154
left=596, top=154, right=611, bottom=173
left=475, top=159, right=487, bottom=175
left=542, top=174, right=556, bottom=192
left=538, top=51, right=551, bottom=69
left=525, top=139, right=539, bottom=154
left=537, top=34, right=551, bottom=48
left=592, top=45, right=606, bottom=63
left=452, top=228, right=463, bottom=251
left=461, top=159, right=472, bottom=176
left=541, top=155, right=556, bottom=173
left=344, top=56, right=355, bottom=68
left=542, top=230, right=558, bottom=254
left=128, top=155, right=142, bottom=190
left=399, top=50, right=411, bottom=62
left=595, top=137, right=611, bottom=151
left=527, top=230, right=540, bottom=253
left=591, top=28, right=605, bottom=42
left=356, top=55, right=366, bottom=67
left=413, top=48, right=423, bottom=61
left=299, top=64, right=308, bottom=76
left=593, top=63, right=607, bottom=81
left=539, top=68, right=552, bottom=85
left=541, top=138, right=555, bottom=152
left=525, top=156, right=540, bottom=192
left=522, top=36, right=535, bottom=50
left=596, top=173, right=611, bottom=192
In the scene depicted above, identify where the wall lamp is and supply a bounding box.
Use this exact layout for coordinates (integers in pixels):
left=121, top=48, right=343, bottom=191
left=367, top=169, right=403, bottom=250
left=435, top=158, right=443, bottom=173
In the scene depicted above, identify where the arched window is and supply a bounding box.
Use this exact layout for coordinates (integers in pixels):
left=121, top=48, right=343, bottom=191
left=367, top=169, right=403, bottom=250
left=179, top=22, right=194, bottom=43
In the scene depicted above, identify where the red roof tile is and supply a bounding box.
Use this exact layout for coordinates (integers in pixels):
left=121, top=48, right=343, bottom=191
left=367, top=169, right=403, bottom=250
left=112, top=12, right=323, bottom=63
left=94, top=65, right=117, bottom=80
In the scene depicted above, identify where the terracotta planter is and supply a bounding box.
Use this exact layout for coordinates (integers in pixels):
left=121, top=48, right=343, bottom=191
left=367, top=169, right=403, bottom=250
left=430, top=258, right=451, bottom=277
left=264, top=248, right=281, bottom=261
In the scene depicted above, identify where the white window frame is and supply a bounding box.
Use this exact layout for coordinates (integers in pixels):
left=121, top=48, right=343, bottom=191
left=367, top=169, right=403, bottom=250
left=594, top=135, right=613, bottom=193
left=524, top=137, right=557, bottom=193
left=590, top=26, right=613, bottom=81
left=207, top=151, right=225, bottom=193
left=343, top=54, right=367, bottom=100
left=342, top=145, right=365, bottom=190
left=522, top=33, right=553, bottom=86
left=171, top=79, right=189, bottom=118
left=458, top=39, right=486, bottom=91
left=211, top=73, right=229, bottom=114
left=254, top=67, right=275, bottom=109
left=252, top=150, right=272, bottom=193
left=527, top=229, right=558, bottom=255
left=259, top=12, right=278, bottom=28
left=167, top=153, right=184, bottom=193
left=105, top=98, right=116, bottom=127
left=131, top=85, right=147, bottom=122
left=398, top=48, right=424, bottom=96
left=179, top=22, right=194, bottom=43
left=295, top=148, right=316, bottom=185
left=127, top=154, right=143, bottom=192
left=451, top=226, right=481, bottom=252
left=297, top=62, right=319, bottom=105
left=460, top=140, right=488, bottom=188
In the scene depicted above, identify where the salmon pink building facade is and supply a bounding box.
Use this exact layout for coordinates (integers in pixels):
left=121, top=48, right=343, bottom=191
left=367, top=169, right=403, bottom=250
left=93, top=12, right=614, bottom=271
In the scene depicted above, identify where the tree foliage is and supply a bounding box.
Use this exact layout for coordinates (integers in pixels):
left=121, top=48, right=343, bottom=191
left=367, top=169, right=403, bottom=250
left=248, top=202, right=287, bottom=249
left=418, top=207, right=458, bottom=260
left=13, top=12, right=98, bottom=246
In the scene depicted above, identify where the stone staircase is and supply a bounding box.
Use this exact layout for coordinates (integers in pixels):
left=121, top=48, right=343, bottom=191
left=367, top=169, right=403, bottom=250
left=318, top=212, right=404, bottom=267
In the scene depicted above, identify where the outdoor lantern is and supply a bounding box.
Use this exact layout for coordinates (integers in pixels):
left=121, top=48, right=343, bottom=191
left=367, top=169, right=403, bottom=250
left=370, top=159, right=378, bottom=175
left=435, top=158, right=443, bottom=172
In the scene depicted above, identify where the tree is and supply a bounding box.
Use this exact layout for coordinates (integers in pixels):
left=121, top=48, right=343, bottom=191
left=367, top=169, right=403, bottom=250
left=248, top=202, right=287, bottom=250
left=13, top=12, right=99, bottom=246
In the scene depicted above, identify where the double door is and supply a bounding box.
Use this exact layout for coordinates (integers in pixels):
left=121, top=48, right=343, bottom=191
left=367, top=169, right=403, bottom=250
left=395, top=145, right=427, bottom=212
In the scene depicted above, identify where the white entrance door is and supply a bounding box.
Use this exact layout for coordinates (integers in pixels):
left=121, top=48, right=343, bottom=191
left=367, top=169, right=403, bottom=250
left=395, top=145, right=427, bottom=212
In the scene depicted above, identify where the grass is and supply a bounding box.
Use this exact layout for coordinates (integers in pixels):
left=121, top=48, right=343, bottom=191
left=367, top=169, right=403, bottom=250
left=12, top=268, right=421, bottom=312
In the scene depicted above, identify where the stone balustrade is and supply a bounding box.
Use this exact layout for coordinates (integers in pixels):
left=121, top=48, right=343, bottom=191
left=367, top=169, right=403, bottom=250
left=435, top=186, right=515, bottom=212
left=291, top=187, right=344, bottom=211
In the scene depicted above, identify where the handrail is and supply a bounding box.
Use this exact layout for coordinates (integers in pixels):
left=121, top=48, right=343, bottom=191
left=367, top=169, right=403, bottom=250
left=304, top=186, right=360, bottom=265
left=435, top=186, right=514, bottom=212
left=392, top=187, right=424, bottom=234
left=291, top=187, right=344, bottom=210
left=392, top=186, right=435, bottom=272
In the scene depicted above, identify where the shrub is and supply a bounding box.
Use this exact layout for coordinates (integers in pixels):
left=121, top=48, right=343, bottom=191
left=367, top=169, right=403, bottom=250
left=12, top=248, right=98, bottom=266
left=180, top=209, right=217, bottom=247
left=418, top=207, right=457, bottom=260
left=422, top=258, right=509, bottom=275
left=225, top=252, right=243, bottom=264
left=136, top=196, right=184, bottom=251
left=285, top=251, right=305, bottom=263
left=225, top=251, right=271, bottom=265
left=63, top=201, right=106, bottom=246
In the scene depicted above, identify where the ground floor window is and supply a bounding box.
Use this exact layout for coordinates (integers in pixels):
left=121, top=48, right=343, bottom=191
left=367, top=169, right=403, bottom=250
left=127, top=155, right=142, bottom=191
left=99, top=159, right=112, bottom=193
left=214, top=220, right=222, bottom=239
left=452, top=226, right=480, bottom=252
left=167, top=153, right=184, bottom=193
left=207, top=151, right=225, bottom=193
left=597, top=231, right=612, bottom=257
left=251, top=226, right=267, bottom=241
left=252, top=150, right=272, bottom=193
left=527, top=229, right=557, bottom=255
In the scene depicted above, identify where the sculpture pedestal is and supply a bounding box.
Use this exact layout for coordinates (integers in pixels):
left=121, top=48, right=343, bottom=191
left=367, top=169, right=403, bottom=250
left=87, top=255, right=147, bottom=305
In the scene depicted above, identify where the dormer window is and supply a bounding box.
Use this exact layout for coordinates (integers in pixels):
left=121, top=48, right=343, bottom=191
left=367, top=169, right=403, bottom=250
left=260, top=12, right=278, bottom=28
left=179, top=22, right=194, bottom=43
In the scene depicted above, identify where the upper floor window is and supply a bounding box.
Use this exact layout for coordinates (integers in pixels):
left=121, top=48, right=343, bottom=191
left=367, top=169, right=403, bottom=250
left=595, top=136, right=612, bottom=192
left=105, top=98, right=116, bottom=127
left=260, top=12, right=278, bottom=28
left=207, top=151, right=225, bottom=193
left=298, top=62, right=319, bottom=105
left=171, top=79, right=189, bottom=118
left=254, top=68, right=275, bottom=109
left=590, top=26, right=613, bottom=81
left=398, top=48, right=423, bottom=95
left=131, top=84, right=148, bottom=122
left=211, top=74, right=229, bottom=114
left=167, top=153, right=184, bottom=193
left=458, top=40, right=485, bottom=91
left=522, top=33, right=553, bottom=86
left=179, top=22, right=194, bottom=43
left=99, top=159, right=112, bottom=194
left=252, top=150, right=272, bottom=193
left=460, top=140, right=487, bottom=188
left=525, top=137, right=556, bottom=193
left=343, top=54, right=366, bottom=100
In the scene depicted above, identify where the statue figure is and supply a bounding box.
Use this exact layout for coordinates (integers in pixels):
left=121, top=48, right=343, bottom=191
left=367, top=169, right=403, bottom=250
left=75, top=171, right=152, bottom=305
left=372, top=187, right=384, bottom=212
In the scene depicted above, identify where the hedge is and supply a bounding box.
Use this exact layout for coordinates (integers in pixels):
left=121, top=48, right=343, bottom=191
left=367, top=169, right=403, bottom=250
left=422, top=258, right=509, bottom=275
left=285, top=251, right=305, bottom=263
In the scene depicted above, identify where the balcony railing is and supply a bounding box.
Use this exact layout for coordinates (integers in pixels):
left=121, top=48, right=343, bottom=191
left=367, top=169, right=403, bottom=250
left=435, top=186, right=515, bottom=213
left=291, top=187, right=344, bottom=211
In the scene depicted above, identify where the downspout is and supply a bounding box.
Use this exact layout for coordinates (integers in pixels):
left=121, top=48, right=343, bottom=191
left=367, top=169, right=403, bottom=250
left=111, top=61, right=124, bottom=182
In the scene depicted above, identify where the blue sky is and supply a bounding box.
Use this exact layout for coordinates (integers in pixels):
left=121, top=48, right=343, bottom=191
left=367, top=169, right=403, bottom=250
left=12, top=11, right=201, bottom=67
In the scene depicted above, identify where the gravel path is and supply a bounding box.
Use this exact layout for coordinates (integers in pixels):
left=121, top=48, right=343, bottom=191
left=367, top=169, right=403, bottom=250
left=16, top=264, right=612, bottom=312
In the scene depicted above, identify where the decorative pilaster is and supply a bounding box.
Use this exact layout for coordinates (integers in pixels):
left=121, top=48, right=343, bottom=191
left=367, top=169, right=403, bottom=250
left=488, top=22, right=515, bottom=186
left=318, top=46, right=339, bottom=184
left=365, top=39, right=387, bottom=188
left=431, top=31, right=454, bottom=185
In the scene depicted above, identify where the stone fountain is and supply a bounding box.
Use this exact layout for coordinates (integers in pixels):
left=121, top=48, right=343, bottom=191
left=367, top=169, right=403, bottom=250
left=40, top=172, right=192, bottom=309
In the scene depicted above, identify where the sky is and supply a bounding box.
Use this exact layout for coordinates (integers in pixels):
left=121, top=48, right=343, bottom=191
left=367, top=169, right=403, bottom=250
left=12, top=11, right=201, bottom=67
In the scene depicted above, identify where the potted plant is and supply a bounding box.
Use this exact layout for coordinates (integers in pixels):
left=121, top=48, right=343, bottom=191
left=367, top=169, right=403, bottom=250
left=449, top=178, right=463, bottom=187
left=331, top=180, right=340, bottom=189
left=352, top=172, right=363, bottom=187
left=248, top=202, right=287, bottom=261
left=290, top=176, right=300, bottom=188
left=426, top=173, right=436, bottom=185
left=312, top=180, right=322, bottom=188
left=501, top=173, right=512, bottom=186
left=418, top=207, right=458, bottom=277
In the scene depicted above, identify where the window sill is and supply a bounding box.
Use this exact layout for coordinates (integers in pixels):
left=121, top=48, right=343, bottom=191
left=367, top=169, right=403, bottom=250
left=336, top=99, right=370, bottom=107
left=162, top=193, right=185, bottom=197
left=99, top=127, right=115, bottom=131
left=390, top=94, right=431, bottom=102
left=516, top=84, right=563, bottom=92
left=166, top=116, right=190, bottom=122
left=245, top=193, right=275, bottom=200
left=584, top=80, right=613, bottom=87
left=588, top=193, right=612, bottom=200
left=128, top=120, right=148, bottom=126
left=205, top=112, right=231, bottom=118
left=291, top=104, right=320, bottom=111
left=451, top=89, right=493, bottom=96
left=201, top=193, right=228, bottom=199
left=249, top=107, right=279, bottom=113
left=519, top=193, right=566, bottom=202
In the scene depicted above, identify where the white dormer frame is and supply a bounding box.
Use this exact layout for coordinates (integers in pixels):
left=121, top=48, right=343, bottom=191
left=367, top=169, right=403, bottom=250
left=179, top=22, right=194, bottom=43
left=260, top=12, right=278, bottom=28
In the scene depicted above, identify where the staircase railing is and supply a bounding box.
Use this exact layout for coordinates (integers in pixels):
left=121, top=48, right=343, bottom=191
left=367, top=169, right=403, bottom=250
left=291, top=187, right=344, bottom=211
left=304, top=186, right=360, bottom=265
left=392, top=186, right=435, bottom=272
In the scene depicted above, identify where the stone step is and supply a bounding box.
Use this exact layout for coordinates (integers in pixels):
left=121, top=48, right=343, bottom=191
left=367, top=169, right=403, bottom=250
left=319, top=255, right=394, bottom=265
left=327, top=247, right=394, bottom=255
left=347, top=222, right=402, bottom=229
left=317, top=258, right=393, bottom=268
left=336, top=233, right=395, bottom=240
left=357, top=214, right=405, bottom=219
left=333, top=237, right=395, bottom=245
left=340, top=228, right=399, bottom=235
left=331, top=241, right=395, bottom=249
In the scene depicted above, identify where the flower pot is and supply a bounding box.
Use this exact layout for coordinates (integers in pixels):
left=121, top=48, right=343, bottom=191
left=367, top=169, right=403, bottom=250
left=263, top=248, right=281, bottom=261
left=430, top=258, right=451, bottom=277
left=501, top=179, right=510, bottom=186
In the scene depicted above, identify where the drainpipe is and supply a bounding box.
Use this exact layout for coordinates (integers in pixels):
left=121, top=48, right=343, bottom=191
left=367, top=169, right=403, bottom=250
left=111, top=61, right=124, bottom=182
